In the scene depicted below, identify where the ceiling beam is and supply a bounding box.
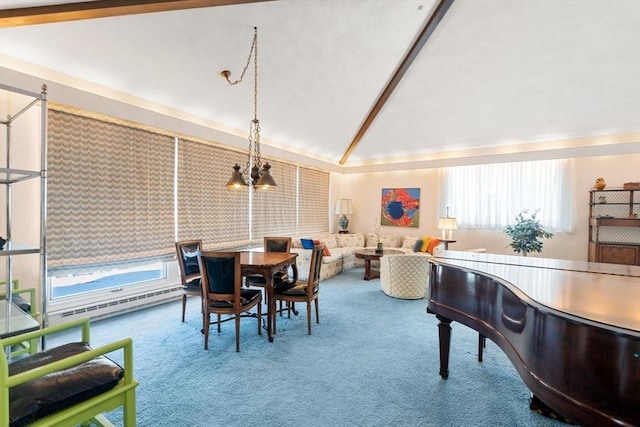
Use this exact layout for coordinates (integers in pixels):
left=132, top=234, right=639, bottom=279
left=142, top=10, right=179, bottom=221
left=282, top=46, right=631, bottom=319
left=0, top=0, right=274, bottom=28
left=339, top=0, right=455, bottom=166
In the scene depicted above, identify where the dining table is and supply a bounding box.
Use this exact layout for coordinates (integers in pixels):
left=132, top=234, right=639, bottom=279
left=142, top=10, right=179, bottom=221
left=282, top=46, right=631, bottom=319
left=240, top=251, right=298, bottom=342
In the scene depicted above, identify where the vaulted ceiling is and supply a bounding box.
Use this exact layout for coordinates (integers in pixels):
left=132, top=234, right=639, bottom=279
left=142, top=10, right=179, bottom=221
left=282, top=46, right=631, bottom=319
left=1, top=0, right=639, bottom=172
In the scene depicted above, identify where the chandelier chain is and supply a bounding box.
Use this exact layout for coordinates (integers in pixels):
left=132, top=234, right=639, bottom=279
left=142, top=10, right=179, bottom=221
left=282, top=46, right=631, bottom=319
left=224, top=26, right=275, bottom=189
left=222, top=27, right=258, bottom=88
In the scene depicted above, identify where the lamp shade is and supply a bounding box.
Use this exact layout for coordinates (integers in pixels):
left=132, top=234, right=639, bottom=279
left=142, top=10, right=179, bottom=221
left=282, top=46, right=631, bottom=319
left=437, top=217, right=458, bottom=230
left=334, top=199, right=353, bottom=215
left=438, top=215, right=457, bottom=240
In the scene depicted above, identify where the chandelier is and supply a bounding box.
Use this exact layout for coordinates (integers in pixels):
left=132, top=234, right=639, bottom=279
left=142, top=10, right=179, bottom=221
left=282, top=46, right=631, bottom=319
left=223, top=27, right=276, bottom=190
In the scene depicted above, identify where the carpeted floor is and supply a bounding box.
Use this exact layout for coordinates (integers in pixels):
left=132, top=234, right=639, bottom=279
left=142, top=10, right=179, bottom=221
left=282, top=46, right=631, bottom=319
left=48, top=268, right=568, bottom=426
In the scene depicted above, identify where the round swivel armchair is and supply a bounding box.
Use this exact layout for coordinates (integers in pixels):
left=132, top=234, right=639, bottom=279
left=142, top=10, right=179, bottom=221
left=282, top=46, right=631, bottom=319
left=380, top=254, right=430, bottom=299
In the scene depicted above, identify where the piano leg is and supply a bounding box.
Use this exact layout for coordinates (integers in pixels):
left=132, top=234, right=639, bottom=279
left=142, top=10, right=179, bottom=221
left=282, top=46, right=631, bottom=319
left=478, top=334, right=486, bottom=362
left=435, top=314, right=452, bottom=379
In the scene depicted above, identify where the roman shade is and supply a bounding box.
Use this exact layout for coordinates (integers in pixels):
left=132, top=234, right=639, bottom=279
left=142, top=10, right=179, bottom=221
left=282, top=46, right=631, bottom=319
left=177, top=138, right=250, bottom=249
left=47, top=109, right=175, bottom=272
left=251, top=159, right=298, bottom=241
left=297, top=167, right=330, bottom=236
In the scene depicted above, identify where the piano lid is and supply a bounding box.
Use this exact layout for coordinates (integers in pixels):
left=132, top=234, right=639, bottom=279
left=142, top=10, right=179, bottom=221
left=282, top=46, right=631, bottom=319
left=431, top=251, right=640, bottom=333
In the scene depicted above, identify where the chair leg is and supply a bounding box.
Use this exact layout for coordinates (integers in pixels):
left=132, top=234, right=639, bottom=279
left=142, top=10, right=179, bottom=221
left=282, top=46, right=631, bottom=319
left=307, top=301, right=312, bottom=335
left=204, top=313, right=210, bottom=350
left=273, top=303, right=277, bottom=332
left=235, top=315, right=241, bottom=352
left=217, top=314, right=222, bottom=333
left=124, top=388, right=137, bottom=426
left=314, top=298, right=319, bottom=324
left=181, top=294, right=187, bottom=322
left=257, top=301, right=262, bottom=336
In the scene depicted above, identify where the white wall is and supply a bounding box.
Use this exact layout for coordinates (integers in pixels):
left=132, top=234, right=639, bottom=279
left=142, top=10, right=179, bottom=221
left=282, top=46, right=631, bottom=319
left=339, top=153, right=640, bottom=261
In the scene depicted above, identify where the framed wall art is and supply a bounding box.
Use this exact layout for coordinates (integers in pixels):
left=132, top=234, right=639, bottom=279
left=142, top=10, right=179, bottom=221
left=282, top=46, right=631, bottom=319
left=380, top=188, right=420, bottom=227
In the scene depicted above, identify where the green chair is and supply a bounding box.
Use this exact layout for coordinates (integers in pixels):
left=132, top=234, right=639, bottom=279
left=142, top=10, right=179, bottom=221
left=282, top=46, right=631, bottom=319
left=1, top=318, right=138, bottom=427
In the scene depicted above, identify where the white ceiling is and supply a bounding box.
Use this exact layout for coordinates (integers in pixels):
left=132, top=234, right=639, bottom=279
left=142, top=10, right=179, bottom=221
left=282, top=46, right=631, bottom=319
left=1, top=0, right=639, bottom=169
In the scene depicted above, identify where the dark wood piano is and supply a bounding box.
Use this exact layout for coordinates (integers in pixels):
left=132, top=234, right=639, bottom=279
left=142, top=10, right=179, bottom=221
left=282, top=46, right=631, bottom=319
left=427, top=251, right=640, bottom=426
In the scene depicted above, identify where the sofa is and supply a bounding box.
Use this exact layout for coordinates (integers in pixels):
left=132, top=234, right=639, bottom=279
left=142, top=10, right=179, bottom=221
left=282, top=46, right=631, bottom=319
left=290, top=232, right=438, bottom=281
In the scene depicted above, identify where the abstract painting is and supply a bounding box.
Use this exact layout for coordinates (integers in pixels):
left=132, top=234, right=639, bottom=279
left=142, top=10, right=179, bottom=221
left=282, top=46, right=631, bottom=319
left=380, top=188, right=420, bottom=227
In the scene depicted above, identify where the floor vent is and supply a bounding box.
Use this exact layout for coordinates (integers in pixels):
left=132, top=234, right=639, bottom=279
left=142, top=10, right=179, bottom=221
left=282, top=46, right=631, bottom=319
left=48, top=286, right=182, bottom=326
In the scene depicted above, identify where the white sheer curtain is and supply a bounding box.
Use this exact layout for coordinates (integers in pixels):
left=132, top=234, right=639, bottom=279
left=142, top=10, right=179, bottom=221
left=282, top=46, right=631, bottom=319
left=440, top=159, right=575, bottom=232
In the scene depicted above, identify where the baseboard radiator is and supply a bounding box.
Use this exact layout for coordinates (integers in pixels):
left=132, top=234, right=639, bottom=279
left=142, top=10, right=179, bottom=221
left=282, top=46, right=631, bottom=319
left=47, top=286, right=183, bottom=326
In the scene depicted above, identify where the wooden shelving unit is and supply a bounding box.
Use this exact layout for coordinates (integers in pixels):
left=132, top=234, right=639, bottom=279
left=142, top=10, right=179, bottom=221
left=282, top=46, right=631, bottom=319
left=588, top=188, right=640, bottom=265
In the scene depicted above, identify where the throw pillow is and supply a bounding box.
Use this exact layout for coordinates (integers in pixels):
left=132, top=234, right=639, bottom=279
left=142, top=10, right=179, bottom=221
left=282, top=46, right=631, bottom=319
left=420, top=236, right=432, bottom=252
left=313, top=239, right=331, bottom=257
left=413, top=238, right=423, bottom=252
left=301, top=238, right=315, bottom=249
left=426, top=238, right=441, bottom=254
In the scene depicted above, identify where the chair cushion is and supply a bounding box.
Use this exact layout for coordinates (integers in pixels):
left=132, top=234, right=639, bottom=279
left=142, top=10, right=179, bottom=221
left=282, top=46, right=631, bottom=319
left=208, top=288, right=261, bottom=308
left=183, top=278, right=201, bottom=292
left=274, top=282, right=311, bottom=296
left=11, top=295, right=31, bottom=313
left=9, top=342, right=124, bottom=427
left=181, top=246, right=200, bottom=275
left=245, top=271, right=288, bottom=285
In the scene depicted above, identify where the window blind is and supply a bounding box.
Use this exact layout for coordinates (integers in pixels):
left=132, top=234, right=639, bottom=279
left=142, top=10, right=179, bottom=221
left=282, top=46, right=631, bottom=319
left=47, top=109, right=175, bottom=272
left=297, top=167, right=330, bottom=236
left=251, top=159, right=298, bottom=242
left=177, top=139, right=250, bottom=249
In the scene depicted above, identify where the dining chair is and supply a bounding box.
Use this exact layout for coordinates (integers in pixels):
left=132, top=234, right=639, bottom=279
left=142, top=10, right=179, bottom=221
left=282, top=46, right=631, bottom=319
left=273, top=244, right=323, bottom=335
left=198, top=251, right=262, bottom=351
left=246, top=236, right=297, bottom=287
left=175, top=240, right=203, bottom=322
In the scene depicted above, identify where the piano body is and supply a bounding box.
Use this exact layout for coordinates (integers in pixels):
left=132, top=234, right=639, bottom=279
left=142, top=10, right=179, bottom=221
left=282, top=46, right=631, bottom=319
left=427, top=251, right=640, bottom=426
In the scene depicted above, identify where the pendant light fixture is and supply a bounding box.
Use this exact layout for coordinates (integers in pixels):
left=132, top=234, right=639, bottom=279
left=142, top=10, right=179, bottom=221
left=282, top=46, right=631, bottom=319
left=223, top=27, right=276, bottom=190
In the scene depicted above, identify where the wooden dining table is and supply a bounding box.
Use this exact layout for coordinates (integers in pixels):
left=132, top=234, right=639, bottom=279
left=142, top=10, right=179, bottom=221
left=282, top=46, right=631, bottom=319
left=240, top=251, right=298, bottom=342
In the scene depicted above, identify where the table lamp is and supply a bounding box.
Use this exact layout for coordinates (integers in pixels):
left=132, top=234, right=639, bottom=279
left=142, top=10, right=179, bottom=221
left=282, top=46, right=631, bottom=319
left=335, top=199, right=353, bottom=233
left=438, top=207, right=457, bottom=240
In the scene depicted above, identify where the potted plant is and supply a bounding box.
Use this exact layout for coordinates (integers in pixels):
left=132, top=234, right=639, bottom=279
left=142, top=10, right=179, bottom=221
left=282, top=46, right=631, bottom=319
left=372, top=218, right=383, bottom=254
left=505, top=209, right=553, bottom=256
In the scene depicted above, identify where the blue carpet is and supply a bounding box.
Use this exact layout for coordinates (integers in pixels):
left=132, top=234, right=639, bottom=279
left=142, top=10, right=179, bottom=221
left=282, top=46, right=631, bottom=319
left=47, top=268, right=568, bottom=426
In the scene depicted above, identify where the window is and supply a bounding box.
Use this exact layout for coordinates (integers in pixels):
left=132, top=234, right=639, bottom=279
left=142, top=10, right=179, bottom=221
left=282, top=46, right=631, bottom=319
left=50, top=261, right=165, bottom=299
left=440, top=159, right=575, bottom=232
left=47, top=107, right=331, bottom=308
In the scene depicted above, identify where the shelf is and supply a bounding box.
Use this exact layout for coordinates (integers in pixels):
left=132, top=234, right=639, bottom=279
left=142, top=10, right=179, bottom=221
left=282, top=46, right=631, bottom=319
left=0, top=242, right=40, bottom=256
left=591, top=218, right=640, bottom=227
left=0, top=168, right=41, bottom=185
left=0, top=84, right=47, bottom=332
left=590, top=203, right=640, bottom=206
left=590, top=188, right=639, bottom=192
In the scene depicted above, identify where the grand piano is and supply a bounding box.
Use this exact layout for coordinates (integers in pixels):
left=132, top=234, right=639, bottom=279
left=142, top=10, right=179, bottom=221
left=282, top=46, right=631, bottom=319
left=427, top=251, right=640, bottom=426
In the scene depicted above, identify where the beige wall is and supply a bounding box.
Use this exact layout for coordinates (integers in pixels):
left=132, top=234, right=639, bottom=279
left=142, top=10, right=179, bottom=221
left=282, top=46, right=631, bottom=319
left=335, top=153, right=640, bottom=261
